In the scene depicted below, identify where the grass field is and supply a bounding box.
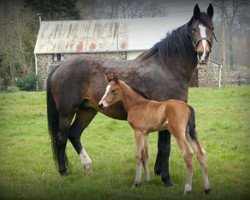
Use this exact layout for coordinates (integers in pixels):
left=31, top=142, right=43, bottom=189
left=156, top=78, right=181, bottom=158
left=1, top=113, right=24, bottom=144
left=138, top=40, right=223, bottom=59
left=0, top=86, right=249, bottom=200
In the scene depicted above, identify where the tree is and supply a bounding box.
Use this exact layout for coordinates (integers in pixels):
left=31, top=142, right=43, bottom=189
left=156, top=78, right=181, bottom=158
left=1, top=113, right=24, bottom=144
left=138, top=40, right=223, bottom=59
left=213, top=0, right=248, bottom=71
left=0, top=0, right=35, bottom=84
left=24, top=0, right=80, bottom=20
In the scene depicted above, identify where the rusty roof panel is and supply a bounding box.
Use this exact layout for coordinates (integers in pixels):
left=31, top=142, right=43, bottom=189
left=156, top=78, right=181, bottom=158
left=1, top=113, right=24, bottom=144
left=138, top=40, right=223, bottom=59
left=34, top=17, right=187, bottom=54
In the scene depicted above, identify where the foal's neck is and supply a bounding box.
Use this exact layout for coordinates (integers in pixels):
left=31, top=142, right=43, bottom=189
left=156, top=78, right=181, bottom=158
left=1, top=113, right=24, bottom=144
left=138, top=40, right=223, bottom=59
left=119, top=81, right=146, bottom=112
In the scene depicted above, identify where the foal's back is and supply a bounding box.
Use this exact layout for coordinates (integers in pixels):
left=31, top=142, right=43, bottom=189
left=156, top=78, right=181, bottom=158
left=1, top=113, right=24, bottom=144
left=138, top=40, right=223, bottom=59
left=128, top=99, right=190, bottom=134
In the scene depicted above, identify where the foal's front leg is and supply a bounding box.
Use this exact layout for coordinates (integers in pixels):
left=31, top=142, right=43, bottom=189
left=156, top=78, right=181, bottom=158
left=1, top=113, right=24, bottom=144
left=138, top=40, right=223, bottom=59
left=132, top=130, right=145, bottom=188
left=142, top=135, right=150, bottom=183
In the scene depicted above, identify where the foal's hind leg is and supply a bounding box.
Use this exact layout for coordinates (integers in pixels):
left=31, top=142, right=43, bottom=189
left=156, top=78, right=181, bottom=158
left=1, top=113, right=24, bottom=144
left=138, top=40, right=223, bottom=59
left=188, top=137, right=210, bottom=194
left=69, top=108, right=97, bottom=174
left=174, top=134, right=194, bottom=194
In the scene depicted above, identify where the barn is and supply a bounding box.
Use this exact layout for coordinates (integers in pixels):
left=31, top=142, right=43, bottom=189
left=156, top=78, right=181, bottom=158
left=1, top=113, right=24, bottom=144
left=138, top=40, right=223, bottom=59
left=34, top=17, right=221, bottom=90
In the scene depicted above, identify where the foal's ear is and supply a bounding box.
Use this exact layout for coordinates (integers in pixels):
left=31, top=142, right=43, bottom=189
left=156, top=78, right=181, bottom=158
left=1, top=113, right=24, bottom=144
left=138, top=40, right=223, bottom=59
left=104, top=73, right=113, bottom=83
left=193, top=4, right=200, bottom=18
left=113, top=73, right=120, bottom=84
left=207, top=3, right=214, bottom=19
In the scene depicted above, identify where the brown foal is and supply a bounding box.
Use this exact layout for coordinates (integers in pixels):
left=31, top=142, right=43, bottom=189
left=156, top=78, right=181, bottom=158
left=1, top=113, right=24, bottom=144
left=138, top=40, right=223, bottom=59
left=98, top=73, right=210, bottom=195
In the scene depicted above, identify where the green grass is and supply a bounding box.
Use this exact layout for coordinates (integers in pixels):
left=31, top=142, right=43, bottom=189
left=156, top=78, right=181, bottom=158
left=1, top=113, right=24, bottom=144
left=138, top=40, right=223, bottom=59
left=0, top=86, right=249, bottom=200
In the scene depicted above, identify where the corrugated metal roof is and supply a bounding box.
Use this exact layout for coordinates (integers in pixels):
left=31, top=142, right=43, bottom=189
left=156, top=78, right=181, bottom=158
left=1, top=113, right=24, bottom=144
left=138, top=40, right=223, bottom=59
left=34, top=16, right=188, bottom=54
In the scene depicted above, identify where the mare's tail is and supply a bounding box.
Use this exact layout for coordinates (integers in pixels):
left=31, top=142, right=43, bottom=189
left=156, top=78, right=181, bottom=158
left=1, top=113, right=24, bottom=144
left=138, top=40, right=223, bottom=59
left=46, top=65, right=64, bottom=169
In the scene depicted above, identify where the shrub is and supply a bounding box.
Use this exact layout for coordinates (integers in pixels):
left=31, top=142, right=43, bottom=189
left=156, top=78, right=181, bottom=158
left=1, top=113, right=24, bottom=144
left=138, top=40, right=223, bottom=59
left=16, top=74, right=37, bottom=91
left=6, top=86, right=19, bottom=92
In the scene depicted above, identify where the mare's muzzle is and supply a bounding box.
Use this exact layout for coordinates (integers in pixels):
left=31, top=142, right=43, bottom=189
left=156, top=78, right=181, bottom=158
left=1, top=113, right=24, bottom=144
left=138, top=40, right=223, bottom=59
left=196, top=38, right=211, bottom=65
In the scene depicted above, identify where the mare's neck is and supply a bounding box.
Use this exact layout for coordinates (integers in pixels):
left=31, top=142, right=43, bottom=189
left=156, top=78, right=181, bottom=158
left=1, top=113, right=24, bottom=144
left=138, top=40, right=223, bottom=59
left=158, top=24, right=197, bottom=77
left=119, top=81, right=146, bottom=112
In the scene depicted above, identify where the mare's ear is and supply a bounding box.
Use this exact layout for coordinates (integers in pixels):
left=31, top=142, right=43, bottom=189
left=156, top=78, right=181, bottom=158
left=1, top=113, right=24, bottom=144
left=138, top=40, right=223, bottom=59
left=113, top=73, right=119, bottom=84
left=104, top=73, right=112, bottom=83
left=207, top=3, right=214, bottom=19
left=193, top=4, right=200, bottom=19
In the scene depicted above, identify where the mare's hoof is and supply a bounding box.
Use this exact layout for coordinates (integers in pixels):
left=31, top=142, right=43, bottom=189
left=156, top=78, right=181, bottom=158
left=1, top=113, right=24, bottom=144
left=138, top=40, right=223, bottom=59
left=59, top=171, right=68, bottom=176
left=161, top=177, right=173, bottom=187
left=84, top=164, right=92, bottom=175
left=204, top=188, right=211, bottom=195
left=154, top=167, right=161, bottom=176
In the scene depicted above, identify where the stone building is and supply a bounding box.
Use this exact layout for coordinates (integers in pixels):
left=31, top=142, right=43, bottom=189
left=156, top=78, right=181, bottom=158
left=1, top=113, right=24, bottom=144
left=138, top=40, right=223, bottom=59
left=34, top=17, right=221, bottom=90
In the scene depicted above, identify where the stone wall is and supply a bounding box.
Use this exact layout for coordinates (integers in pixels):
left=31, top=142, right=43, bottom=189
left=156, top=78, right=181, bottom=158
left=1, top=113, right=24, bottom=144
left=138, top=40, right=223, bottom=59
left=225, top=70, right=250, bottom=86
left=36, top=54, right=54, bottom=90
left=198, top=63, right=221, bottom=88
left=37, top=52, right=126, bottom=90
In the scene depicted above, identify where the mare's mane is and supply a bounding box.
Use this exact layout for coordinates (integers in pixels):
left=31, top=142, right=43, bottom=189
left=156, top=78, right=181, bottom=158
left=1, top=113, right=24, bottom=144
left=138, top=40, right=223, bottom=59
left=125, top=82, right=150, bottom=100
left=139, top=12, right=213, bottom=66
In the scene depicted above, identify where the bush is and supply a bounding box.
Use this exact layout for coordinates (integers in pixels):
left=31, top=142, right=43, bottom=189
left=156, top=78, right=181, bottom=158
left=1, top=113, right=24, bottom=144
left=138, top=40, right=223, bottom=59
left=16, top=74, right=37, bottom=91
left=6, top=86, right=19, bottom=92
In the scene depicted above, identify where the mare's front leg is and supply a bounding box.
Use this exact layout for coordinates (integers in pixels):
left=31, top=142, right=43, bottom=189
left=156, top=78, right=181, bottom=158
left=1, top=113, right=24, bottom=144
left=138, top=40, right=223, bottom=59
left=132, top=130, right=145, bottom=188
left=154, top=130, right=173, bottom=187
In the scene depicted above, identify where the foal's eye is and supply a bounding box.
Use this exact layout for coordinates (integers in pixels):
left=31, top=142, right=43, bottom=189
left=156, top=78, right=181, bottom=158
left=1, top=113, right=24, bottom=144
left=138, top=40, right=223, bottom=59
left=111, top=90, right=115, bottom=94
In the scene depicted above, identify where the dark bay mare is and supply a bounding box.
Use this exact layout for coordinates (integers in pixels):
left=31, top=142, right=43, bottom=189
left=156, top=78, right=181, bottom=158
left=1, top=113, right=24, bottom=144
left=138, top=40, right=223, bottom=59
left=47, top=4, right=214, bottom=186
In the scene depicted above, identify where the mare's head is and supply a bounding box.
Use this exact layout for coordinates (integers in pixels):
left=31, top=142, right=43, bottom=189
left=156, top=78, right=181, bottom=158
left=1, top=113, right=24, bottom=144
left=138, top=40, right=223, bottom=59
left=98, top=73, right=122, bottom=110
left=189, top=4, right=214, bottom=64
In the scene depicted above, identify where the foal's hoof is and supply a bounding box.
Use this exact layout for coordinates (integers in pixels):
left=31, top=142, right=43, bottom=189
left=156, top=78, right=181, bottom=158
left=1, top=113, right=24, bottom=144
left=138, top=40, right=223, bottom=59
left=184, top=184, right=192, bottom=195
left=161, top=177, right=173, bottom=187
left=131, top=182, right=141, bottom=189
left=184, top=191, right=191, bottom=195
left=204, top=188, right=211, bottom=195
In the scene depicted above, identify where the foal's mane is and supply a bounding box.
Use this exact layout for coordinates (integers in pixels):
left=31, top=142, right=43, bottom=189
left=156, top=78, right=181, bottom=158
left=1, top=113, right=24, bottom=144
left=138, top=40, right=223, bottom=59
left=139, top=13, right=213, bottom=66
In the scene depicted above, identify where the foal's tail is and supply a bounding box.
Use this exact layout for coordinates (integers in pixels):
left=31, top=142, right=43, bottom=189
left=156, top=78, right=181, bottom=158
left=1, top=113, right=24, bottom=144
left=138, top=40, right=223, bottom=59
left=187, top=105, right=197, bottom=140
left=46, top=65, right=61, bottom=169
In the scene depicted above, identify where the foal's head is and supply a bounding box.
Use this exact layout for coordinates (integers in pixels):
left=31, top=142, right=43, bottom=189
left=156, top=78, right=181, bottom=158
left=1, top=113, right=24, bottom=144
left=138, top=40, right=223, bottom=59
left=189, top=4, right=214, bottom=64
left=98, top=73, right=122, bottom=110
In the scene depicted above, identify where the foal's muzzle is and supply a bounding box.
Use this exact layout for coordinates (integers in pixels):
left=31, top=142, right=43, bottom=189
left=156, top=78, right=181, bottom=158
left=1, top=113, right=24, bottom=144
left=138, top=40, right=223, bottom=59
left=98, top=103, right=105, bottom=110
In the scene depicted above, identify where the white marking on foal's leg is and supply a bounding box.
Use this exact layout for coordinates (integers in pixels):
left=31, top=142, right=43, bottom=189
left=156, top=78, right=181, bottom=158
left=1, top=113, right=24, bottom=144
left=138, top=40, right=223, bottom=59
left=133, top=158, right=142, bottom=187
left=132, top=132, right=144, bottom=188
left=144, top=160, right=150, bottom=182
left=79, top=147, right=92, bottom=174
left=184, top=183, right=192, bottom=194
left=143, top=136, right=150, bottom=182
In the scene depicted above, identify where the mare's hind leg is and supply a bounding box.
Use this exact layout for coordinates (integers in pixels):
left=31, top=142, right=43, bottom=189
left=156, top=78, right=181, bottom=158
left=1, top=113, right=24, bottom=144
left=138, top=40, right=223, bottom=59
left=58, top=114, right=74, bottom=176
left=154, top=131, right=173, bottom=187
left=68, top=107, right=97, bottom=173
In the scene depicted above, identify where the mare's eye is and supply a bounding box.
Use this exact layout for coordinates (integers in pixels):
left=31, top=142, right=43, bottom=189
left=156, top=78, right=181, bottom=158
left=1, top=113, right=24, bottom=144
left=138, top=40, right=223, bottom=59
left=111, top=90, right=115, bottom=94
